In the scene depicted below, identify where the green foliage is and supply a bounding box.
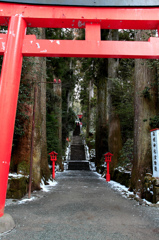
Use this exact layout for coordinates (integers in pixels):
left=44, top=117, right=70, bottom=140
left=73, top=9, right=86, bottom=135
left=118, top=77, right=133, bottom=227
left=141, top=86, right=151, bottom=99
left=78, top=31, right=135, bottom=144
left=46, top=28, right=77, bottom=90
left=118, top=139, right=133, bottom=167
left=111, top=44, right=134, bottom=142
left=46, top=98, right=76, bottom=158
left=46, top=28, right=75, bottom=40
left=119, top=30, right=134, bottom=41
left=46, top=87, right=59, bottom=114
left=90, top=97, right=96, bottom=108
left=109, top=76, right=134, bottom=142
left=62, top=107, right=76, bottom=146
left=13, top=79, right=31, bottom=145
left=149, top=115, right=159, bottom=129
left=46, top=28, right=77, bottom=153
left=118, top=58, right=134, bottom=80
left=78, top=57, right=107, bottom=128
left=46, top=88, right=63, bottom=156
left=79, top=75, right=89, bottom=107
left=13, top=55, right=34, bottom=147
left=143, top=119, right=148, bottom=122
left=46, top=112, right=60, bottom=156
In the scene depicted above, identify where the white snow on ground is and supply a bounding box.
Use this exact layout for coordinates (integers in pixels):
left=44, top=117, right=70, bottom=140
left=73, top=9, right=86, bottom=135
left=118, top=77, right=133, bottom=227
left=94, top=171, right=153, bottom=206
left=8, top=173, right=29, bottom=179
left=108, top=180, right=131, bottom=195
left=89, top=162, right=96, bottom=171
left=17, top=180, right=58, bottom=204
left=18, top=196, right=36, bottom=204
left=40, top=179, right=58, bottom=192
left=108, top=180, right=152, bottom=205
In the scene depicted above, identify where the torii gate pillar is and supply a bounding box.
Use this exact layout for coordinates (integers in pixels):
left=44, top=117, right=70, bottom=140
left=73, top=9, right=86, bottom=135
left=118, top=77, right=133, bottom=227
left=0, top=16, right=26, bottom=217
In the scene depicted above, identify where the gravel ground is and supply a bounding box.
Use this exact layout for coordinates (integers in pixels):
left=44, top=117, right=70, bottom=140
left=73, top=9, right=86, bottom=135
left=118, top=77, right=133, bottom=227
left=1, top=170, right=159, bottom=240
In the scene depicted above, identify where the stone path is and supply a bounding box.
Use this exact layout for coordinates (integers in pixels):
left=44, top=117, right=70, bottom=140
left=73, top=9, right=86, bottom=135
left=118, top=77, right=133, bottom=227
left=1, top=171, right=159, bottom=240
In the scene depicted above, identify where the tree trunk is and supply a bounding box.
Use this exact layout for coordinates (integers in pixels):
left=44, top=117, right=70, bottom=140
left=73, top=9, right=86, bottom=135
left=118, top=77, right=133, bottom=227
left=53, top=80, right=63, bottom=170
left=131, top=31, right=158, bottom=194
left=95, top=61, right=108, bottom=169
left=11, top=28, right=50, bottom=191
left=40, top=29, right=51, bottom=183
left=86, top=80, right=94, bottom=138
left=108, top=30, right=122, bottom=175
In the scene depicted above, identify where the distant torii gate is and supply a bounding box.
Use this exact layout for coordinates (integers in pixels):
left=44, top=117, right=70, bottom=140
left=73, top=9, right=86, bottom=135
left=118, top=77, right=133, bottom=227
left=1, top=1, right=159, bottom=217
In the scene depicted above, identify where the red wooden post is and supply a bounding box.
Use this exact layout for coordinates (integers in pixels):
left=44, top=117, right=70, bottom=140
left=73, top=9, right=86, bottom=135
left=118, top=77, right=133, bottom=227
left=107, top=162, right=110, bottom=182
left=104, top=152, right=113, bottom=182
left=0, top=16, right=26, bottom=217
left=49, top=151, right=58, bottom=180
left=52, top=161, right=55, bottom=179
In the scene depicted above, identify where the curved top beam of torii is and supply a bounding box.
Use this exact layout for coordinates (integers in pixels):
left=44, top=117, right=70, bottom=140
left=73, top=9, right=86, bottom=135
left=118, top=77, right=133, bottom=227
left=1, top=0, right=159, bottom=7
left=1, top=3, right=159, bottom=30
left=0, top=2, right=159, bottom=59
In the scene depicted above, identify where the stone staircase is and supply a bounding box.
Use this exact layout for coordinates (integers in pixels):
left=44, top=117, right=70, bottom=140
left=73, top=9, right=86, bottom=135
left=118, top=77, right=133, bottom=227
left=67, top=125, right=90, bottom=171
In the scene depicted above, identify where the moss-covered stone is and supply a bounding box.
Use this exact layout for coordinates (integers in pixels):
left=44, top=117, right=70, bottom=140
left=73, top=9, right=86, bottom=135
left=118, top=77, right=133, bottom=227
left=154, top=186, right=159, bottom=203
left=110, top=170, right=159, bottom=204
left=17, top=161, right=30, bottom=175
left=7, top=177, right=28, bottom=199
left=143, top=175, right=159, bottom=203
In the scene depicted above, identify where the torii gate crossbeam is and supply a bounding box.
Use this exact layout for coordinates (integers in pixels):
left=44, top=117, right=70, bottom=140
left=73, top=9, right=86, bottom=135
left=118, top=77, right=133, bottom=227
left=1, top=2, right=159, bottom=217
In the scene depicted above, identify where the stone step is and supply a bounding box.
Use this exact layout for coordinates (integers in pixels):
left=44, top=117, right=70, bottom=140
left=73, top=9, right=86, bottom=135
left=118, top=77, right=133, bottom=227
left=72, top=136, right=83, bottom=145
left=70, top=145, right=85, bottom=160
left=68, top=161, right=90, bottom=171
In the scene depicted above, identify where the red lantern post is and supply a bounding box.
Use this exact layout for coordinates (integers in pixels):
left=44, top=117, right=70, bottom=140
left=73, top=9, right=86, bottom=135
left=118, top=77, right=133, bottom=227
left=49, top=151, right=58, bottom=179
left=77, top=114, right=83, bottom=122
left=104, top=152, right=113, bottom=182
left=77, top=114, right=83, bottom=119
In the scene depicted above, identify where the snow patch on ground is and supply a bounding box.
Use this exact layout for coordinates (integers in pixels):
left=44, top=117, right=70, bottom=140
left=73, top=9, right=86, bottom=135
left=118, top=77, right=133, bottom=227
left=93, top=172, right=153, bottom=206
left=93, top=171, right=105, bottom=179
left=5, top=179, right=58, bottom=206
left=8, top=173, right=28, bottom=179
left=108, top=180, right=152, bottom=206
left=89, top=162, right=96, bottom=171
left=108, top=180, right=130, bottom=193
left=40, top=179, right=58, bottom=192
left=18, top=196, right=36, bottom=204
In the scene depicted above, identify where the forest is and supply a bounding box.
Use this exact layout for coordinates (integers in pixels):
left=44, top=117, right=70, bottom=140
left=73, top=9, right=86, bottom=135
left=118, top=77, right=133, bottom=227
left=5, top=27, right=159, bottom=202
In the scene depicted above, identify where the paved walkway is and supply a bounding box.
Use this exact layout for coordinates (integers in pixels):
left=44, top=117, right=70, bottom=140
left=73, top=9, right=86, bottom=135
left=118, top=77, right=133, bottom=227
left=1, top=171, right=159, bottom=240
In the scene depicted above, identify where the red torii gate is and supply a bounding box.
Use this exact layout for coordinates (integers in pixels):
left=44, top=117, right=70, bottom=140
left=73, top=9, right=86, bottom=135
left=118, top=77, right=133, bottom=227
left=1, top=2, right=159, bottom=217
